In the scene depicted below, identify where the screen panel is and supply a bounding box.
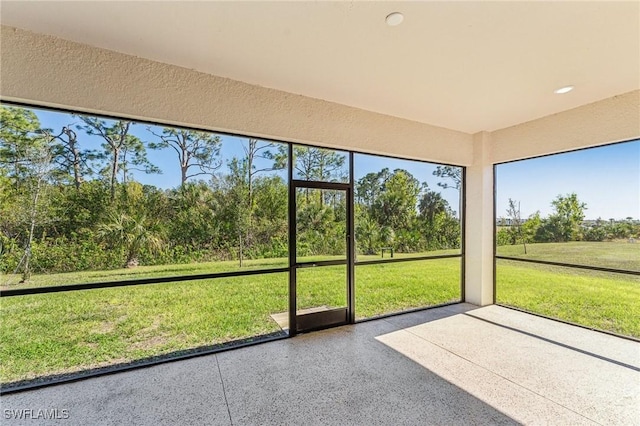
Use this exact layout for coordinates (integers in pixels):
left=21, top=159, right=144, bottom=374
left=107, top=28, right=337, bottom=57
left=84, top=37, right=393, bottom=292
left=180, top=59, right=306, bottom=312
left=355, top=258, right=461, bottom=320
left=354, top=153, right=462, bottom=262
left=496, top=259, right=640, bottom=338
left=495, top=141, right=639, bottom=273
left=0, top=105, right=289, bottom=290
left=0, top=273, right=289, bottom=384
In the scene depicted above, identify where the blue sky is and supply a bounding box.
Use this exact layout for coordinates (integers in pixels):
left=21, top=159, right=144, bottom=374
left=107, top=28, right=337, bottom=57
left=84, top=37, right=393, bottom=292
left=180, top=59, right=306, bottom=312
left=496, top=141, right=640, bottom=220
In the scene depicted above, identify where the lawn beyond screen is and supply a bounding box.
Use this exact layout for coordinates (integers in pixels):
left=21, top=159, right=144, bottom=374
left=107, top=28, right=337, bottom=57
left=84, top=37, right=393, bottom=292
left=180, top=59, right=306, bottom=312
left=494, top=140, right=640, bottom=338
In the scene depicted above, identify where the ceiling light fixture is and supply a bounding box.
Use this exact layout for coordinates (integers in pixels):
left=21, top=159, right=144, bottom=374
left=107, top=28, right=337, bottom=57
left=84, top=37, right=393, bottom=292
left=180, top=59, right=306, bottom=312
left=386, top=12, right=404, bottom=26
left=554, top=85, right=574, bottom=94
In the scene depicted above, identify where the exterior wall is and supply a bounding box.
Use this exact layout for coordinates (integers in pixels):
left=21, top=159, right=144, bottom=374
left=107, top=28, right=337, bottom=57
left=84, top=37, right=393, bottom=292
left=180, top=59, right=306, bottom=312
left=0, top=26, right=473, bottom=166
left=491, top=90, right=640, bottom=164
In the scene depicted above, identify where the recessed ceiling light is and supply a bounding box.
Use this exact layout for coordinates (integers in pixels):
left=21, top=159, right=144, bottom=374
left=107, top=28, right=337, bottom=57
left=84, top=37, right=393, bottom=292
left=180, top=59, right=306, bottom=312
left=386, top=12, right=404, bottom=26
left=554, top=85, right=574, bottom=94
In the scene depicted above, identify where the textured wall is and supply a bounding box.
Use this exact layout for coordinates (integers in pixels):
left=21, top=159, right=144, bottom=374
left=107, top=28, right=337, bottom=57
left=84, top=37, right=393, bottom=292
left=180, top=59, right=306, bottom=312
left=0, top=26, right=473, bottom=166
left=491, top=90, right=640, bottom=163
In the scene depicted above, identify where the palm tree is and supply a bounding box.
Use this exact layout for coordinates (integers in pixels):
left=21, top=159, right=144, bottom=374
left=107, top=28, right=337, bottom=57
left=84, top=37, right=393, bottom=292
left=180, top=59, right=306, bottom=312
left=355, top=212, right=379, bottom=255
left=98, top=212, right=164, bottom=268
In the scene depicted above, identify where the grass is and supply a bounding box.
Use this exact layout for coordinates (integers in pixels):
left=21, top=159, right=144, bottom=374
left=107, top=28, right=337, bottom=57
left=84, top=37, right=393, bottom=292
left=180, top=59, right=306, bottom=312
left=496, top=259, right=640, bottom=338
left=498, top=241, right=639, bottom=338
left=356, top=259, right=461, bottom=318
left=0, top=257, right=461, bottom=384
left=1, top=248, right=460, bottom=290
left=0, top=257, right=289, bottom=290
left=1, top=242, right=637, bottom=384
left=1, top=274, right=290, bottom=384
left=497, top=241, right=640, bottom=271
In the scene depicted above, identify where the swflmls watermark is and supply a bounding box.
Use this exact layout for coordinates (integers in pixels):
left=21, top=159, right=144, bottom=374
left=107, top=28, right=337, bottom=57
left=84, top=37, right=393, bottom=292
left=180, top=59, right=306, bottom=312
left=3, top=408, right=70, bottom=420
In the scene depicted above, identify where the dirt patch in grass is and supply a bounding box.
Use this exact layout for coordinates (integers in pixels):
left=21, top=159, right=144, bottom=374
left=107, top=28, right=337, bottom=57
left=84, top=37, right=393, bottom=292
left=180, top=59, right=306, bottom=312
left=130, top=335, right=169, bottom=351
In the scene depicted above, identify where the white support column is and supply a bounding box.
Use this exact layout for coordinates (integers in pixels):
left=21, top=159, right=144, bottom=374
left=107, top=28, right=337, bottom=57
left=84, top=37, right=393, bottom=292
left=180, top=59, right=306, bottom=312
left=464, top=131, right=494, bottom=306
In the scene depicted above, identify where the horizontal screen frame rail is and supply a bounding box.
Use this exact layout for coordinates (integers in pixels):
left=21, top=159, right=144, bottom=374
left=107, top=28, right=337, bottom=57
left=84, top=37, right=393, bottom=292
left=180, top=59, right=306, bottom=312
left=496, top=256, right=640, bottom=276
left=356, top=253, right=462, bottom=266
left=0, top=267, right=290, bottom=297
left=295, top=259, right=347, bottom=268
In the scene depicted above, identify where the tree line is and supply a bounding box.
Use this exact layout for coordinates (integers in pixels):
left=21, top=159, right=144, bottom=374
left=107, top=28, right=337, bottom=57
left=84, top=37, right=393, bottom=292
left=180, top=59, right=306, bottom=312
left=0, top=106, right=460, bottom=281
left=497, top=193, right=639, bottom=250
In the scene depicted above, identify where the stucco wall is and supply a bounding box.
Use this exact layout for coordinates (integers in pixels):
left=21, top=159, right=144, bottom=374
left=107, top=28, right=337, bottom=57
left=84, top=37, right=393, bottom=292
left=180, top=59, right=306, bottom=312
left=0, top=26, right=473, bottom=166
left=491, top=90, right=640, bottom=164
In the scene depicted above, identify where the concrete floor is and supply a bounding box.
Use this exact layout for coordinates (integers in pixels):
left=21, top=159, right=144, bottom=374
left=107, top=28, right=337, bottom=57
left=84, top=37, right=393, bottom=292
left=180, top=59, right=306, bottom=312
left=2, top=303, right=639, bottom=425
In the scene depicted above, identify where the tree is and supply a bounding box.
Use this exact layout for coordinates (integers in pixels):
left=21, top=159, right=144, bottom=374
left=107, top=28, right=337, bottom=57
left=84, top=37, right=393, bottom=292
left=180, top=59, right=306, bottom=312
left=433, top=166, right=461, bottom=190
left=0, top=106, right=56, bottom=282
left=148, top=127, right=221, bottom=185
left=418, top=187, right=448, bottom=223
left=237, top=139, right=279, bottom=247
left=521, top=212, right=542, bottom=244
left=229, top=158, right=251, bottom=266
left=296, top=191, right=346, bottom=256
left=506, top=198, right=527, bottom=254
left=273, top=145, right=346, bottom=203
left=535, top=193, right=587, bottom=242
left=433, top=165, right=462, bottom=221
left=166, top=182, right=218, bottom=251
left=251, top=175, right=288, bottom=255
left=356, top=169, right=391, bottom=210
left=355, top=168, right=422, bottom=253
left=372, top=169, right=420, bottom=230
left=355, top=205, right=379, bottom=255
left=584, top=217, right=607, bottom=242
left=243, top=139, right=277, bottom=205
left=118, top=136, right=160, bottom=184
left=22, top=142, right=55, bottom=281
left=47, top=125, right=96, bottom=190
left=47, top=179, right=112, bottom=241
left=211, top=158, right=251, bottom=265
left=97, top=210, right=164, bottom=268
left=421, top=208, right=460, bottom=251
left=418, top=187, right=460, bottom=251
left=3, top=138, right=54, bottom=281
left=287, top=145, right=346, bottom=182
left=550, top=193, right=586, bottom=242
left=0, top=106, right=42, bottom=186
left=79, top=117, right=157, bottom=201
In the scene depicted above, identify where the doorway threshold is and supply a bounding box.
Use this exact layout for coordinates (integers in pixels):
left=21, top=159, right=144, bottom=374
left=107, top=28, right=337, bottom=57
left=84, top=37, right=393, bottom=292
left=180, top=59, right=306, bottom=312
left=270, top=306, right=330, bottom=330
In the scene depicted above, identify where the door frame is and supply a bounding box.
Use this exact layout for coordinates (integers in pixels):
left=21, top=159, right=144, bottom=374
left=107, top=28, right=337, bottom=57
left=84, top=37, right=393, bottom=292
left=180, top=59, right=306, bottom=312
left=288, top=159, right=355, bottom=335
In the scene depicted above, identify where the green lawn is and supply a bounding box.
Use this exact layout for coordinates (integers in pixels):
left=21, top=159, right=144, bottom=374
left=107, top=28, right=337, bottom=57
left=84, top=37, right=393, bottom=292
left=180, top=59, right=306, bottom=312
left=1, top=273, right=289, bottom=384
left=498, top=241, right=639, bottom=338
left=1, top=257, right=289, bottom=290
left=2, top=242, right=637, bottom=385
left=1, top=248, right=460, bottom=290
left=497, top=241, right=640, bottom=271
left=496, top=259, right=640, bottom=338
left=0, top=257, right=461, bottom=384
left=356, top=259, right=461, bottom=318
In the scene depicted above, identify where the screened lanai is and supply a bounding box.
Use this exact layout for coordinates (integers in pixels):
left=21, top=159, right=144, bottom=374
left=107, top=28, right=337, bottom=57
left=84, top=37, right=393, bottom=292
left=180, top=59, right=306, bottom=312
left=0, top=1, right=638, bottom=423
